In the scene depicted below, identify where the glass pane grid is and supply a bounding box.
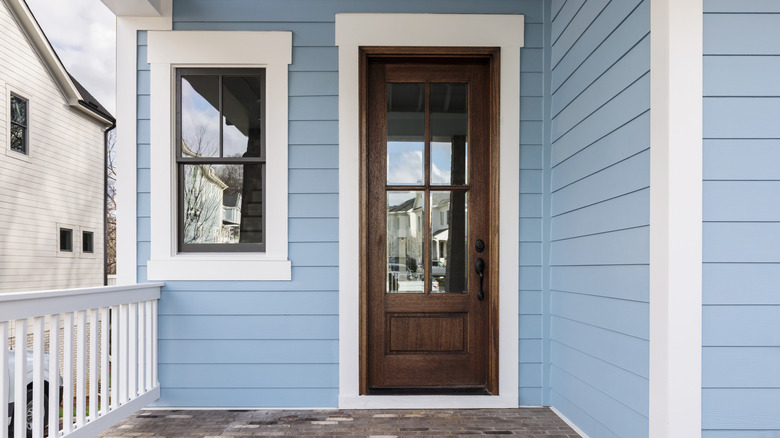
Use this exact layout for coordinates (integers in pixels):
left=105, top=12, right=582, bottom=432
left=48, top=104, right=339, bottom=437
left=385, top=82, right=470, bottom=294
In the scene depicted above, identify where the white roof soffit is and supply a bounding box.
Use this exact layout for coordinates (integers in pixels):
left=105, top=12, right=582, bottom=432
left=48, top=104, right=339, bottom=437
left=4, top=0, right=113, bottom=125
left=100, top=0, right=161, bottom=16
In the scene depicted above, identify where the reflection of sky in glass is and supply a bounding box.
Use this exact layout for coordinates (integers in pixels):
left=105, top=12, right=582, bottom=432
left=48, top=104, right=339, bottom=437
left=387, top=141, right=423, bottom=185
left=223, top=123, right=248, bottom=157
left=181, top=78, right=219, bottom=157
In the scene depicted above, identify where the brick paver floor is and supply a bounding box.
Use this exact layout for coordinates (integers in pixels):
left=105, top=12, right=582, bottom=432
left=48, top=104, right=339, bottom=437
left=98, top=408, right=579, bottom=437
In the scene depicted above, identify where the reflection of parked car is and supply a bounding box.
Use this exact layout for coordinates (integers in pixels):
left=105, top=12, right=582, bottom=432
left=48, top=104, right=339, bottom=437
left=431, top=260, right=446, bottom=278
left=7, top=350, right=62, bottom=438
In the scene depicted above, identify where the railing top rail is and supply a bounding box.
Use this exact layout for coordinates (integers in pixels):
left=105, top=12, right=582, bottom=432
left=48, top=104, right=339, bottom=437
left=0, top=283, right=164, bottom=322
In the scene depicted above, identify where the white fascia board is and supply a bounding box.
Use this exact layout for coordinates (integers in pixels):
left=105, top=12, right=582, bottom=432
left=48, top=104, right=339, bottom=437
left=337, top=13, right=523, bottom=409
left=100, top=0, right=162, bottom=17
left=4, top=0, right=112, bottom=125
left=114, top=1, right=172, bottom=285
left=649, top=1, right=703, bottom=437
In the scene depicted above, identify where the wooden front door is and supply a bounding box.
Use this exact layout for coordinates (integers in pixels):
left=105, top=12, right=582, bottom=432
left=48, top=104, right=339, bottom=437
left=361, top=49, right=499, bottom=395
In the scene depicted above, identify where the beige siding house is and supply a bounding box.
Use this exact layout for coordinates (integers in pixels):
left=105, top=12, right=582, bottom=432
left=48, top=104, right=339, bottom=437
left=0, top=0, right=114, bottom=292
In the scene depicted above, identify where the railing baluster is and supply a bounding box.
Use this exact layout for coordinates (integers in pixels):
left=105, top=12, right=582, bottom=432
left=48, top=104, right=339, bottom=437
left=137, top=302, right=145, bottom=393
left=89, top=309, right=98, bottom=421
left=32, top=317, right=45, bottom=438
left=14, top=319, right=27, bottom=438
left=100, top=307, right=109, bottom=416
left=145, top=301, right=153, bottom=391
left=110, top=305, right=119, bottom=410
left=0, top=322, right=8, bottom=436
left=128, top=303, right=137, bottom=399
left=47, top=315, right=60, bottom=438
left=152, top=300, right=158, bottom=386
left=75, top=311, right=86, bottom=427
left=118, top=304, right=128, bottom=404
left=62, top=313, right=73, bottom=434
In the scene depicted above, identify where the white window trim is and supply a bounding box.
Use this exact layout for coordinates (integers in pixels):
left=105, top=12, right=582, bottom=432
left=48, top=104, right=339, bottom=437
left=5, top=84, right=33, bottom=162
left=145, top=31, right=292, bottom=281
left=336, top=13, right=523, bottom=409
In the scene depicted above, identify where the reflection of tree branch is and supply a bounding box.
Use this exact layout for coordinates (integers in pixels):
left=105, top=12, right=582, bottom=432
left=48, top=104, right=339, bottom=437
left=106, top=130, right=116, bottom=274
left=183, top=114, right=218, bottom=157
left=183, top=164, right=223, bottom=244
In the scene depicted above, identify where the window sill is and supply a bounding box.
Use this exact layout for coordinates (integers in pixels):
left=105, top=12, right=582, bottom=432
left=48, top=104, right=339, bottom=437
left=147, top=255, right=291, bottom=281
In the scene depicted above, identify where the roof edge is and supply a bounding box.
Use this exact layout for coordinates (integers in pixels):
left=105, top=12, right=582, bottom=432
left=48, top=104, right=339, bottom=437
left=4, top=0, right=114, bottom=126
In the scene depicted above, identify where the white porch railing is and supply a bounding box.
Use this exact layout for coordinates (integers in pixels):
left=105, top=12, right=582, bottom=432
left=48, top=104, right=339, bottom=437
left=0, top=283, right=163, bottom=438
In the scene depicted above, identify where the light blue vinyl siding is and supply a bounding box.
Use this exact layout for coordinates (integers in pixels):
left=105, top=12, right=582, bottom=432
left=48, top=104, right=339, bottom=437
left=545, top=1, right=649, bottom=437
left=702, top=2, right=780, bottom=436
left=136, top=0, right=545, bottom=408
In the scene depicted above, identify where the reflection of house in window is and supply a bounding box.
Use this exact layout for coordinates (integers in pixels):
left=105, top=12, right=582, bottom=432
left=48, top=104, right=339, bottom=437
left=181, top=142, right=243, bottom=245
left=431, top=192, right=450, bottom=262
left=387, top=193, right=423, bottom=273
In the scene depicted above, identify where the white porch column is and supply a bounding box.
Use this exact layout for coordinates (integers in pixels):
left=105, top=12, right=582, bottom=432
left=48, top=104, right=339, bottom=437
left=650, top=1, right=703, bottom=437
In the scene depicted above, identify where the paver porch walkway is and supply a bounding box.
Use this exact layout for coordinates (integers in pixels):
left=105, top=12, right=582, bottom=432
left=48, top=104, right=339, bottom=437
left=98, top=408, right=579, bottom=437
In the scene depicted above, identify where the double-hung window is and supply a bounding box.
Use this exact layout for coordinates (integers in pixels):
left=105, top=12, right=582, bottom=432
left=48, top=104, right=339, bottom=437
left=146, top=30, right=291, bottom=281
left=176, top=69, right=266, bottom=252
left=10, top=93, right=28, bottom=154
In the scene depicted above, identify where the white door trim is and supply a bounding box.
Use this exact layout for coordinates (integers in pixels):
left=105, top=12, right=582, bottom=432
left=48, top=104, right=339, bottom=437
left=336, top=13, right=524, bottom=409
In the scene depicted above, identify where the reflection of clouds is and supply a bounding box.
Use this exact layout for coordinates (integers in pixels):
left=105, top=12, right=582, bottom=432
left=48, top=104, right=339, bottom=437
left=224, top=124, right=248, bottom=157
left=387, top=142, right=423, bottom=184
left=181, top=80, right=219, bottom=156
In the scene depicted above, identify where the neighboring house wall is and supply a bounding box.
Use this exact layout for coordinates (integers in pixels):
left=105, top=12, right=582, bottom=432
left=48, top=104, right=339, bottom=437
left=0, top=0, right=105, bottom=292
left=546, top=1, right=650, bottom=437
left=702, top=2, right=780, bottom=435
left=135, top=0, right=544, bottom=407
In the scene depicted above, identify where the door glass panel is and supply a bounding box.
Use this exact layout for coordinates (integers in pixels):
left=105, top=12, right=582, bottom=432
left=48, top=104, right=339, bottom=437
left=387, top=191, right=425, bottom=293
left=180, top=75, right=220, bottom=157
left=431, top=191, right=468, bottom=293
left=387, top=83, right=425, bottom=185
left=430, top=84, right=468, bottom=185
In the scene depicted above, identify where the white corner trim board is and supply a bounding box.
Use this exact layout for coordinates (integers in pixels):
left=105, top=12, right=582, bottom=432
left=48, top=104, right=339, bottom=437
left=649, top=1, right=703, bottom=437
left=144, top=31, right=292, bottom=281
left=336, top=13, right=524, bottom=409
left=114, top=0, right=172, bottom=285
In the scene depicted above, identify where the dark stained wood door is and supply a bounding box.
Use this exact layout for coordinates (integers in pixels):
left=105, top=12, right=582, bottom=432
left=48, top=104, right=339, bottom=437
left=362, top=50, right=498, bottom=395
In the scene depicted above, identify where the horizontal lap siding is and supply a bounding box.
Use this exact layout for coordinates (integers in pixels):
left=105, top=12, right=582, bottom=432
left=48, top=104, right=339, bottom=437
left=547, top=1, right=649, bottom=437
left=143, top=0, right=544, bottom=408
left=702, top=3, right=780, bottom=435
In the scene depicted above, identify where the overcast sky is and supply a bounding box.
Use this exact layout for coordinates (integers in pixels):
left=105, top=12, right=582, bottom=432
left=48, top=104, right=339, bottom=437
left=25, top=0, right=116, bottom=114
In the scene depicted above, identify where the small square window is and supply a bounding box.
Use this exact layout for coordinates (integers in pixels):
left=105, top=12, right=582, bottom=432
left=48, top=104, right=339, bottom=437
left=82, top=231, right=94, bottom=253
left=60, top=228, right=73, bottom=252
left=10, top=94, right=28, bottom=154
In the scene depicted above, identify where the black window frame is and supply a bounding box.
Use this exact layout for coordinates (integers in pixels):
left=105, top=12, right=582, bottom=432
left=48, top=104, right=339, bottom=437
left=10, top=93, right=28, bottom=154
left=175, top=68, right=266, bottom=253
left=59, top=228, right=73, bottom=252
left=82, top=231, right=94, bottom=253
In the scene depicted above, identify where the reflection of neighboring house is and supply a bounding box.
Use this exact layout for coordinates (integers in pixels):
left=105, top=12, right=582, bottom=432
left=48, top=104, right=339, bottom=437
left=0, top=0, right=114, bottom=291
left=430, top=192, right=450, bottom=261
left=387, top=193, right=423, bottom=271
left=181, top=142, right=241, bottom=244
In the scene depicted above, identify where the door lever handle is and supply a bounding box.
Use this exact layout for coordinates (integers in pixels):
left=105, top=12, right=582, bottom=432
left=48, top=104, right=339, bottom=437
left=475, top=258, right=485, bottom=301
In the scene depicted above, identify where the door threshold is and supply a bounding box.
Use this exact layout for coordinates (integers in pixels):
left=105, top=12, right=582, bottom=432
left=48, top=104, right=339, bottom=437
left=367, top=387, right=491, bottom=396
left=339, top=394, right=519, bottom=409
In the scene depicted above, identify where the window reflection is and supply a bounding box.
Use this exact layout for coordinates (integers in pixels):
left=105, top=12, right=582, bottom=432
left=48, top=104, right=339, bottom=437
left=387, top=191, right=425, bottom=293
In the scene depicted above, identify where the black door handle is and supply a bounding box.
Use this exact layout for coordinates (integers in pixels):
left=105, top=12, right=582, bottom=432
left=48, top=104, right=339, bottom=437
left=475, top=258, right=485, bottom=301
